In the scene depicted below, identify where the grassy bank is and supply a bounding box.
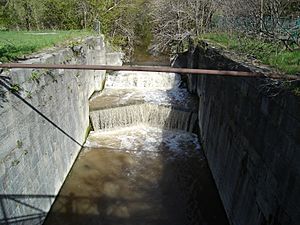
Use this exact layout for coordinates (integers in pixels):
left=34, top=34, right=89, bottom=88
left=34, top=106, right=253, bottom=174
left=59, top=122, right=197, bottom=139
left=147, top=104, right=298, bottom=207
left=0, top=30, right=93, bottom=62
left=200, top=33, right=300, bottom=75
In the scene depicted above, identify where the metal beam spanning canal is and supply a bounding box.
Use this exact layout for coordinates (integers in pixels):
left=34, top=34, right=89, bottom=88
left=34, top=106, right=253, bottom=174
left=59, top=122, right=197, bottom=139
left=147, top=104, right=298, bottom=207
left=1, top=63, right=297, bottom=80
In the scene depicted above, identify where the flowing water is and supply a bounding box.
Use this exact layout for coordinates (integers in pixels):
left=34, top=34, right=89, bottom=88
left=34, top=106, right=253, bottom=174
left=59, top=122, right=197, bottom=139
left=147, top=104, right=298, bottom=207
left=89, top=71, right=198, bottom=132
left=44, top=71, right=229, bottom=225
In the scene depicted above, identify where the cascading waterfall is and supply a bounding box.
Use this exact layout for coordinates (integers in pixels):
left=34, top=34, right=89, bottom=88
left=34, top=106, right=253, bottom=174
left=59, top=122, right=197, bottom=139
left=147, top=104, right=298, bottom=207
left=105, top=71, right=181, bottom=89
left=89, top=71, right=198, bottom=132
left=90, top=104, right=198, bottom=132
left=45, top=70, right=229, bottom=225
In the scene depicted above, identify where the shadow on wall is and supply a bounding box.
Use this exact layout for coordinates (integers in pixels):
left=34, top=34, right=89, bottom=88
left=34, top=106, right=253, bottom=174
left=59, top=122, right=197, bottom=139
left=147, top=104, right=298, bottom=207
left=0, top=194, right=51, bottom=225
left=0, top=193, right=118, bottom=225
left=0, top=76, right=83, bottom=148
left=1, top=193, right=153, bottom=225
left=162, top=79, right=230, bottom=225
left=40, top=71, right=230, bottom=225
left=173, top=43, right=300, bottom=225
left=0, top=70, right=229, bottom=225
left=0, top=76, right=85, bottom=225
left=0, top=75, right=9, bottom=108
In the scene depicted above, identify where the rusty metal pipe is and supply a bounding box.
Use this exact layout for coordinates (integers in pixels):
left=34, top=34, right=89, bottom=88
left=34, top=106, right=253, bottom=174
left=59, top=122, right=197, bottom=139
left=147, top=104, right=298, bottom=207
left=0, top=63, right=296, bottom=80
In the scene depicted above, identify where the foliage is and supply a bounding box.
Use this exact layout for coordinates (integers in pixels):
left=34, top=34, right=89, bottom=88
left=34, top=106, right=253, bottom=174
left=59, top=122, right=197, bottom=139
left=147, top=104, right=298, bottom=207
left=201, top=32, right=300, bottom=74
left=292, top=87, right=300, bottom=96
left=1, top=0, right=298, bottom=70
left=1, top=0, right=86, bottom=30
left=42, top=0, right=81, bottom=29
left=148, top=0, right=299, bottom=75
left=0, top=30, right=92, bottom=62
left=149, top=0, right=299, bottom=53
left=0, top=0, right=149, bottom=57
left=149, top=0, right=219, bottom=52
left=101, top=0, right=150, bottom=57
left=10, top=83, right=21, bottom=93
left=219, top=0, right=300, bottom=50
left=16, top=140, right=23, bottom=148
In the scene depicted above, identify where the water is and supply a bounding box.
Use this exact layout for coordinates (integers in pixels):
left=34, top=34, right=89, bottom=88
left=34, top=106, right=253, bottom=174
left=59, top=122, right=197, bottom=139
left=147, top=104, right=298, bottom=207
left=89, top=72, right=198, bottom=132
left=44, top=71, right=229, bottom=225
left=44, top=127, right=228, bottom=225
left=105, top=71, right=181, bottom=90
left=127, top=41, right=170, bottom=66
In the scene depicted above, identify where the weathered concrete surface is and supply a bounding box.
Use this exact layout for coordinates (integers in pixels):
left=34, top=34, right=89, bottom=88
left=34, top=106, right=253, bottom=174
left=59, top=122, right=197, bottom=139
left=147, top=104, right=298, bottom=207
left=174, top=44, right=300, bottom=225
left=0, top=36, right=122, bottom=224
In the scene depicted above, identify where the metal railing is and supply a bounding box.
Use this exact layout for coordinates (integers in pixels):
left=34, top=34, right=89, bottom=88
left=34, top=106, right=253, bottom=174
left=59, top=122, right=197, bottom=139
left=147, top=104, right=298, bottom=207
left=0, top=63, right=298, bottom=80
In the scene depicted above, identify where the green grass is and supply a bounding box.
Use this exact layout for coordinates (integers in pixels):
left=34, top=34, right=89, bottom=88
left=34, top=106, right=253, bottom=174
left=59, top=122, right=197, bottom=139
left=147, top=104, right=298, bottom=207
left=199, top=33, right=300, bottom=75
left=0, top=30, right=93, bottom=62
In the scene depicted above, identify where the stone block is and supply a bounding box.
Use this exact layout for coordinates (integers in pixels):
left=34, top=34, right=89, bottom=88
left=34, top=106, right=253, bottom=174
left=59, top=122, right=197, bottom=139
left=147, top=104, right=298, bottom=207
left=176, top=43, right=300, bottom=225
left=0, top=37, right=121, bottom=224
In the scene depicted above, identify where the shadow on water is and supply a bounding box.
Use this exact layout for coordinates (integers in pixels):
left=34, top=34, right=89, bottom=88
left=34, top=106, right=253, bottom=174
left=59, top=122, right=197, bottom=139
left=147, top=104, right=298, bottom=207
left=0, top=52, right=229, bottom=225
left=0, top=75, right=84, bottom=225
left=0, top=149, right=229, bottom=225
left=120, top=45, right=229, bottom=223
left=42, top=145, right=189, bottom=225
left=42, top=71, right=229, bottom=225
left=160, top=80, right=230, bottom=225
left=1, top=193, right=160, bottom=225
left=160, top=139, right=230, bottom=225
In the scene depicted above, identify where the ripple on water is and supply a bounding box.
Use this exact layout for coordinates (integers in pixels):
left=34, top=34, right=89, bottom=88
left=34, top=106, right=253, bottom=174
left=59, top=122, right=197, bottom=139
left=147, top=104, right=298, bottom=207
left=44, top=69, right=229, bottom=225
left=44, top=126, right=206, bottom=225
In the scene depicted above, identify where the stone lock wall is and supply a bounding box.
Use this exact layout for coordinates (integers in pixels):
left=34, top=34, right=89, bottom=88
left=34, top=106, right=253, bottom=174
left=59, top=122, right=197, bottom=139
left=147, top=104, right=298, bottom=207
left=174, top=44, right=300, bottom=225
left=0, top=36, right=122, bottom=224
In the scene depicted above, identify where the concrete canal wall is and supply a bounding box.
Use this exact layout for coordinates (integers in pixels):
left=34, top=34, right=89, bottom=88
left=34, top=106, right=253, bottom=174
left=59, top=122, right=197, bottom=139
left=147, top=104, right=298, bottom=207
left=0, top=36, right=122, bottom=224
left=174, top=43, right=300, bottom=225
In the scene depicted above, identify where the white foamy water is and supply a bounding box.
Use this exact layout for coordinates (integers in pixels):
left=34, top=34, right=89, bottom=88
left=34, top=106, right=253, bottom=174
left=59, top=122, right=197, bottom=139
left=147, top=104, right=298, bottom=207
left=105, top=71, right=181, bottom=90
left=88, top=70, right=201, bottom=156
left=90, top=71, right=198, bottom=131
left=85, top=125, right=202, bottom=159
left=44, top=71, right=228, bottom=225
left=90, top=104, right=197, bottom=132
left=90, top=88, right=197, bottom=110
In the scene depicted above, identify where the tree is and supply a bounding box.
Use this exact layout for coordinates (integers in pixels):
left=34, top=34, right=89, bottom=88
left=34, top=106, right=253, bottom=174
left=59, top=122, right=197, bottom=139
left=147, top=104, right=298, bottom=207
left=150, top=0, right=219, bottom=53
left=0, top=0, right=150, bottom=55
left=42, top=0, right=81, bottom=29
left=221, top=0, right=300, bottom=50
